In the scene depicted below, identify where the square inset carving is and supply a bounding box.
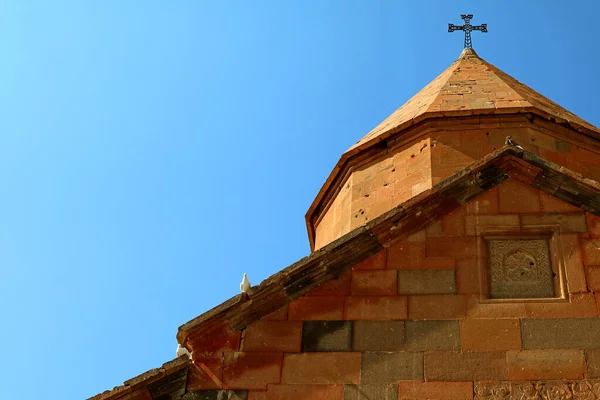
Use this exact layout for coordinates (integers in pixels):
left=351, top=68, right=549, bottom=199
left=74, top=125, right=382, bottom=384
left=487, top=239, right=554, bottom=299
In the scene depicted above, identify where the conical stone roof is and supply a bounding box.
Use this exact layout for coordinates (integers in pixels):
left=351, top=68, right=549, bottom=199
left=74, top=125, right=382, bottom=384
left=349, top=48, right=599, bottom=153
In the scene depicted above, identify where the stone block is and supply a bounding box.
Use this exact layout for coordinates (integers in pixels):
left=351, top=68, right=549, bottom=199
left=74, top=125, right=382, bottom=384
left=586, top=350, right=600, bottom=378
left=561, top=233, right=587, bottom=293
left=352, top=249, right=387, bottom=270
left=344, top=296, right=407, bottom=320
left=281, top=353, right=360, bottom=384
left=302, top=321, right=352, bottom=352
left=398, top=269, right=456, bottom=295
left=424, top=351, right=508, bottom=381
left=398, top=381, right=473, bottom=400
left=352, top=321, right=405, bottom=351
left=456, top=258, right=480, bottom=294
left=242, top=321, right=302, bottom=352
left=520, top=213, right=587, bottom=233
left=307, top=270, right=351, bottom=296
left=404, top=320, right=460, bottom=351
left=465, top=295, right=527, bottom=319
left=466, top=187, right=499, bottom=215
left=586, top=266, right=600, bottom=291
left=507, top=350, right=585, bottom=380
left=343, top=384, right=398, bottom=400
left=586, top=212, right=600, bottom=238
left=582, top=239, right=600, bottom=265
left=265, top=384, right=343, bottom=400
left=522, top=318, right=600, bottom=349
left=498, top=179, right=541, bottom=214
left=351, top=270, right=397, bottom=295
left=524, top=293, right=598, bottom=318
left=387, top=242, right=426, bottom=269
left=465, top=215, right=520, bottom=236
left=460, top=319, right=521, bottom=351
left=426, top=237, right=480, bottom=258
left=441, top=207, right=465, bottom=236
left=361, top=352, right=423, bottom=383
left=223, top=352, right=282, bottom=390
left=288, top=297, right=344, bottom=321
left=408, top=295, right=467, bottom=320
left=540, top=192, right=581, bottom=212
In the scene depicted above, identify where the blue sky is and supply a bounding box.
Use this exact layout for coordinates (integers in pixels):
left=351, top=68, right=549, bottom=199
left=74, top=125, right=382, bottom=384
left=0, top=1, right=598, bottom=399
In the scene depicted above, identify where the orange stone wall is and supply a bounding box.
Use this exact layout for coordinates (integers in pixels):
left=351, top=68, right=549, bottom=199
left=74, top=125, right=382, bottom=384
left=313, top=119, right=600, bottom=249
left=186, top=181, right=600, bottom=399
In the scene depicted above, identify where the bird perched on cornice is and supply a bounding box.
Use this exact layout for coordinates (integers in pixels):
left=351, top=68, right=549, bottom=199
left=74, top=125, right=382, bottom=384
left=240, top=273, right=251, bottom=294
left=505, top=135, right=523, bottom=149
left=176, top=344, right=191, bottom=359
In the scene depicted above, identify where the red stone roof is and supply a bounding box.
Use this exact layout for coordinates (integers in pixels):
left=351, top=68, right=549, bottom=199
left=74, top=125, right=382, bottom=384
left=349, top=48, right=600, bottom=154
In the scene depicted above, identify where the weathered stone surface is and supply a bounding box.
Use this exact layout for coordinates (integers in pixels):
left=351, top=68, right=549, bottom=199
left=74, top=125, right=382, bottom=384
left=361, top=352, right=423, bottom=383
left=302, top=321, right=352, bottom=352
left=352, top=321, right=405, bottom=351
left=398, top=382, right=473, bottom=400
left=397, top=269, right=457, bottom=295
left=506, top=349, right=586, bottom=380
left=425, top=351, right=508, bottom=381
left=405, top=320, right=460, bottom=351
left=520, top=212, right=588, bottom=233
left=587, top=350, right=600, bottom=379
left=522, top=318, right=600, bottom=349
left=223, top=352, right=282, bottom=390
left=460, top=319, right=521, bottom=351
left=408, top=295, right=467, bottom=319
left=182, top=391, right=247, bottom=400
left=281, top=353, right=360, bottom=384
left=474, top=380, right=600, bottom=400
left=343, top=384, right=398, bottom=400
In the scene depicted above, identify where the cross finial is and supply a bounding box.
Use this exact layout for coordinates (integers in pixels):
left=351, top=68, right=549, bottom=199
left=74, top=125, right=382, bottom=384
left=448, top=14, right=487, bottom=49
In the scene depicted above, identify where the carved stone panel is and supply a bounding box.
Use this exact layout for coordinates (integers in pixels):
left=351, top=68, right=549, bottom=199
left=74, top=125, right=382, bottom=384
left=475, top=380, right=600, bottom=399
left=488, top=239, right=554, bottom=299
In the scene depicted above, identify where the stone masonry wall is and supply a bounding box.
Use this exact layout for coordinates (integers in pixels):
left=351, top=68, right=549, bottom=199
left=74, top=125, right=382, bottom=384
left=313, top=121, right=600, bottom=250
left=186, top=180, right=600, bottom=400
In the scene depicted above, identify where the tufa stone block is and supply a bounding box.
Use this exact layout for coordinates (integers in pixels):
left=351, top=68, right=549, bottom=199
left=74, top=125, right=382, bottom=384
left=522, top=318, right=600, bottom=349
left=587, top=350, right=600, bottom=379
left=288, top=297, right=344, bottom=321
left=507, top=349, right=586, bottom=380
left=398, top=381, right=473, bottom=400
left=520, top=213, right=587, bottom=233
left=361, top=352, right=424, bottom=383
left=242, top=321, right=302, bottom=352
left=302, top=321, right=352, bottom=352
left=408, top=295, right=467, bottom=320
left=344, top=296, right=407, bottom=320
left=351, top=270, right=397, bottom=295
left=460, top=319, right=521, bottom=351
left=343, top=384, right=398, bottom=400
left=352, top=321, right=405, bottom=351
left=405, top=320, right=460, bottom=351
left=424, top=351, right=508, bottom=381
left=281, top=353, right=361, bottom=384
left=397, top=269, right=457, bottom=295
left=223, top=352, right=282, bottom=390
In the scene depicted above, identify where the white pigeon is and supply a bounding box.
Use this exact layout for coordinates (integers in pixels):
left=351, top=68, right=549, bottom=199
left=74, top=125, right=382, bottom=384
left=240, top=273, right=251, bottom=293
left=505, top=135, right=523, bottom=149
left=176, top=343, right=191, bottom=359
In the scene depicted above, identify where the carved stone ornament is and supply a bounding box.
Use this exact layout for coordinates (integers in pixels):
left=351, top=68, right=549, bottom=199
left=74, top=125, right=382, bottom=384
left=488, top=239, right=554, bottom=298
left=475, top=380, right=600, bottom=400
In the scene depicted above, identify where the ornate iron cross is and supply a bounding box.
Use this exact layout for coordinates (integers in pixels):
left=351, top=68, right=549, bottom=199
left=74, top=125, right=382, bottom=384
left=448, top=14, right=487, bottom=49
